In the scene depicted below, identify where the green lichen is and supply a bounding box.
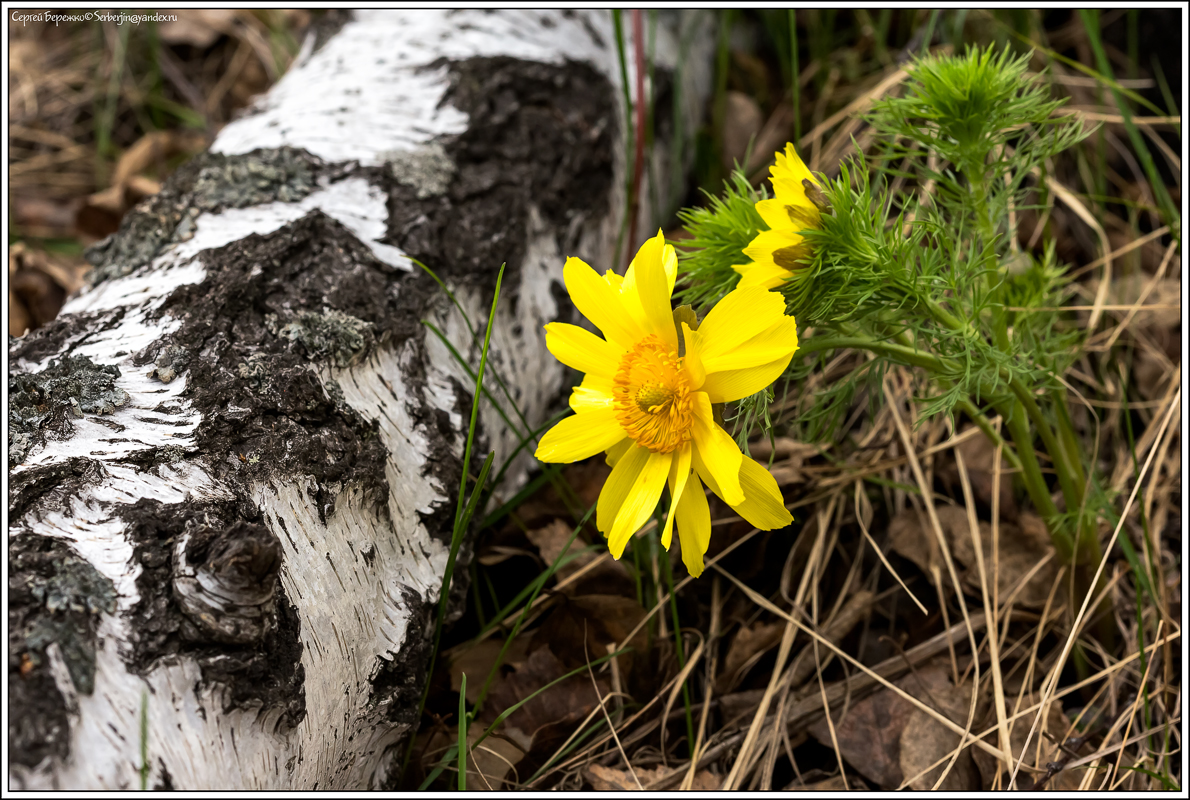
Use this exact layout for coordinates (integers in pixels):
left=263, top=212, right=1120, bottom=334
left=382, top=141, right=456, bottom=199
left=85, top=147, right=321, bottom=285
left=10, top=536, right=117, bottom=696
left=9, top=355, right=131, bottom=467
left=268, top=309, right=375, bottom=368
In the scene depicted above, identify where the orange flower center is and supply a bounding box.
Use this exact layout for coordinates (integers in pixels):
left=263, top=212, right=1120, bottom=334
left=613, top=335, right=693, bottom=454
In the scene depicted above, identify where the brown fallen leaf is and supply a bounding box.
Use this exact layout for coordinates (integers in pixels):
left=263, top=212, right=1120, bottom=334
left=463, top=726, right=525, bottom=791
left=715, top=620, right=785, bottom=695
left=897, top=663, right=983, bottom=791
left=786, top=774, right=853, bottom=791
left=157, top=9, right=240, bottom=48
left=451, top=637, right=530, bottom=705
left=938, top=426, right=1018, bottom=521
left=805, top=666, right=926, bottom=789
left=745, top=437, right=823, bottom=486
left=722, top=91, right=764, bottom=173
left=586, top=763, right=663, bottom=791
left=887, top=506, right=1059, bottom=608
left=971, top=693, right=1080, bottom=791
left=950, top=512, right=1058, bottom=609
left=76, top=130, right=209, bottom=241
left=524, top=519, right=633, bottom=597
left=529, top=594, right=648, bottom=679
left=478, top=644, right=609, bottom=757
left=9, top=242, right=89, bottom=336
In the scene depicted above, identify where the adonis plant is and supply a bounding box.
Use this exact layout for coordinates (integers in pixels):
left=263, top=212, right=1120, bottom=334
left=539, top=45, right=1125, bottom=606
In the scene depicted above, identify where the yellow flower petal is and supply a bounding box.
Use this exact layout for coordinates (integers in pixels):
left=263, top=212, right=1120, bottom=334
left=674, top=472, right=711, bottom=577
left=661, top=442, right=692, bottom=549
left=692, top=449, right=792, bottom=531
left=772, top=143, right=818, bottom=192
left=702, top=314, right=798, bottom=374
left=624, top=228, right=677, bottom=296
left=569, top=373, right=615, bottom=412
left=733, top=260, right=792, bottom=290
left=544, top=322, right=623, bottom=380
left=701, top=356, right=792, bottom=405
left=742, top=227, right=806, bottom=265
left=680, top=321, right=706, bottom=389
left=690, top=392, right=744, bottom=505
left=535, top=409, right=626, bottom=463
left=736, top=455, right=793, bottom=529
left=756, top=197, right=819, bottom=232
left=628, top=231, right=680, bottom=350
left=605, top=437, right=633, bottom=468
left=607, top=449, right=672, bottom=559
left=695, top=287, right=787, bottom=364
left=563, top=256, right=648, bottom=349
left=597, top=441, right=650, bottom=534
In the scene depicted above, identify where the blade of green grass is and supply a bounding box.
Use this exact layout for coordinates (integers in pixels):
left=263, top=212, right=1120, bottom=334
left=139, top=690, right=149, bottom=790
left=612, top=9, right=635, bottom=273
left=473, top=503, right=598, bottom=711
left=1079, top=10, right=1180, bottom=239
left=400, top=264, right=505, bottom=783
left=470, top=647, right=630, bottom=754
left=659, top=531, right=695, bottom=756
left=789, top=9, right=801, bottom=144
left=458, top=674, right=468, bottom=790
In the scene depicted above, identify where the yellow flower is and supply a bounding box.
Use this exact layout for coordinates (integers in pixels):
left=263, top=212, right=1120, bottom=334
left=734, top=143, right=822, bottom=290
left=535, top=230, right=797, bottom=576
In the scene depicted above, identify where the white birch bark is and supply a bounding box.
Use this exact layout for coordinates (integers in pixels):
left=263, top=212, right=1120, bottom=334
left=7, top=9, right=712, bottom=790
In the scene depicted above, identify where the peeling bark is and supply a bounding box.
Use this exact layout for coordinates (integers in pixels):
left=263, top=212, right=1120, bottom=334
left=7, top=9, right=713, bottom=790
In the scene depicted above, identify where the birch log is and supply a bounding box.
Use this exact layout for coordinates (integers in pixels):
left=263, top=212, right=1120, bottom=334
left=7, top=9, right=713, bottom=790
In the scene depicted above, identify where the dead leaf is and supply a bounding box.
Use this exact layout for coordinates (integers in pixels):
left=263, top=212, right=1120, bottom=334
left=722, top=91, right=763, bottom=172
left=897, top=663, right=983, bottom=791
left=525, top=519, right=635, bottom=597
left=585, top=763, right=665, bottom=790
left=529, top=594, right=648, bottom=679
left=938, top=426, right=1018, bottom=520
left=76, top=131, right=209, bottom=240
left=745, top=437, right=823, bottom=486
left=787, top=774, right=852, bottom=790
left=451, top=637, right=530, bottom=704
left=714, top=620, right=785, bottom=694
left=971, top=693, right=1080, bottom=791
left=949, top=512, right=1058, bottom=609
left=806, top=671, right=920, bottom=788
left=887, top=506, right=1058, bottom=608
left=158, top=10, right=239, bottom=48
left=464, top=726, right=524, bottom=791
left=478, top=644, right=609, bottom=757
left=8, top=242, right=89, bottom=336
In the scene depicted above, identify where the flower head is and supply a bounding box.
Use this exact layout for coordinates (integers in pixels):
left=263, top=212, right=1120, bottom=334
left=734, top=143, right=822, bottom=290
left=535, top=231, right=797, bottom=576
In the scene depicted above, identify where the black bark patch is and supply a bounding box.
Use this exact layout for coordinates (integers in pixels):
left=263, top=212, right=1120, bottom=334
left=120, top=498, right=306, bottom=733
left=84, top=147, right=327, bottom=286
left=9, top=355, right=132, bottom=467
left=8, top=309, right=114, bottom=366
left=369, top=585, right=434, bottom=728
left=150, top=210, right=436, bottom=519
left=310, top=9, right=354, bottom=56
left=9, top=534, right=118, bottom=767
left=383, top=56, right=616, bottom=297
left=8, top=457, right=106, bottom=521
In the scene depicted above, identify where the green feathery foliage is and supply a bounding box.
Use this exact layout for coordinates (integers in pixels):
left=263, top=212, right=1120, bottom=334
left=674, top=43, right=1118, bottom=574
left=673, top=169, right=767, bottom=313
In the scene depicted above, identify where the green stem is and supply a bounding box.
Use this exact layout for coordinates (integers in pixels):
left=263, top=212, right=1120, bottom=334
left=997, top=401, right=1069, bottom=555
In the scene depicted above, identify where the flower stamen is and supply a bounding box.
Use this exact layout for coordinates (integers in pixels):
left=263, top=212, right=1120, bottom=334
left=613, top=335, right=693, bottom=453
